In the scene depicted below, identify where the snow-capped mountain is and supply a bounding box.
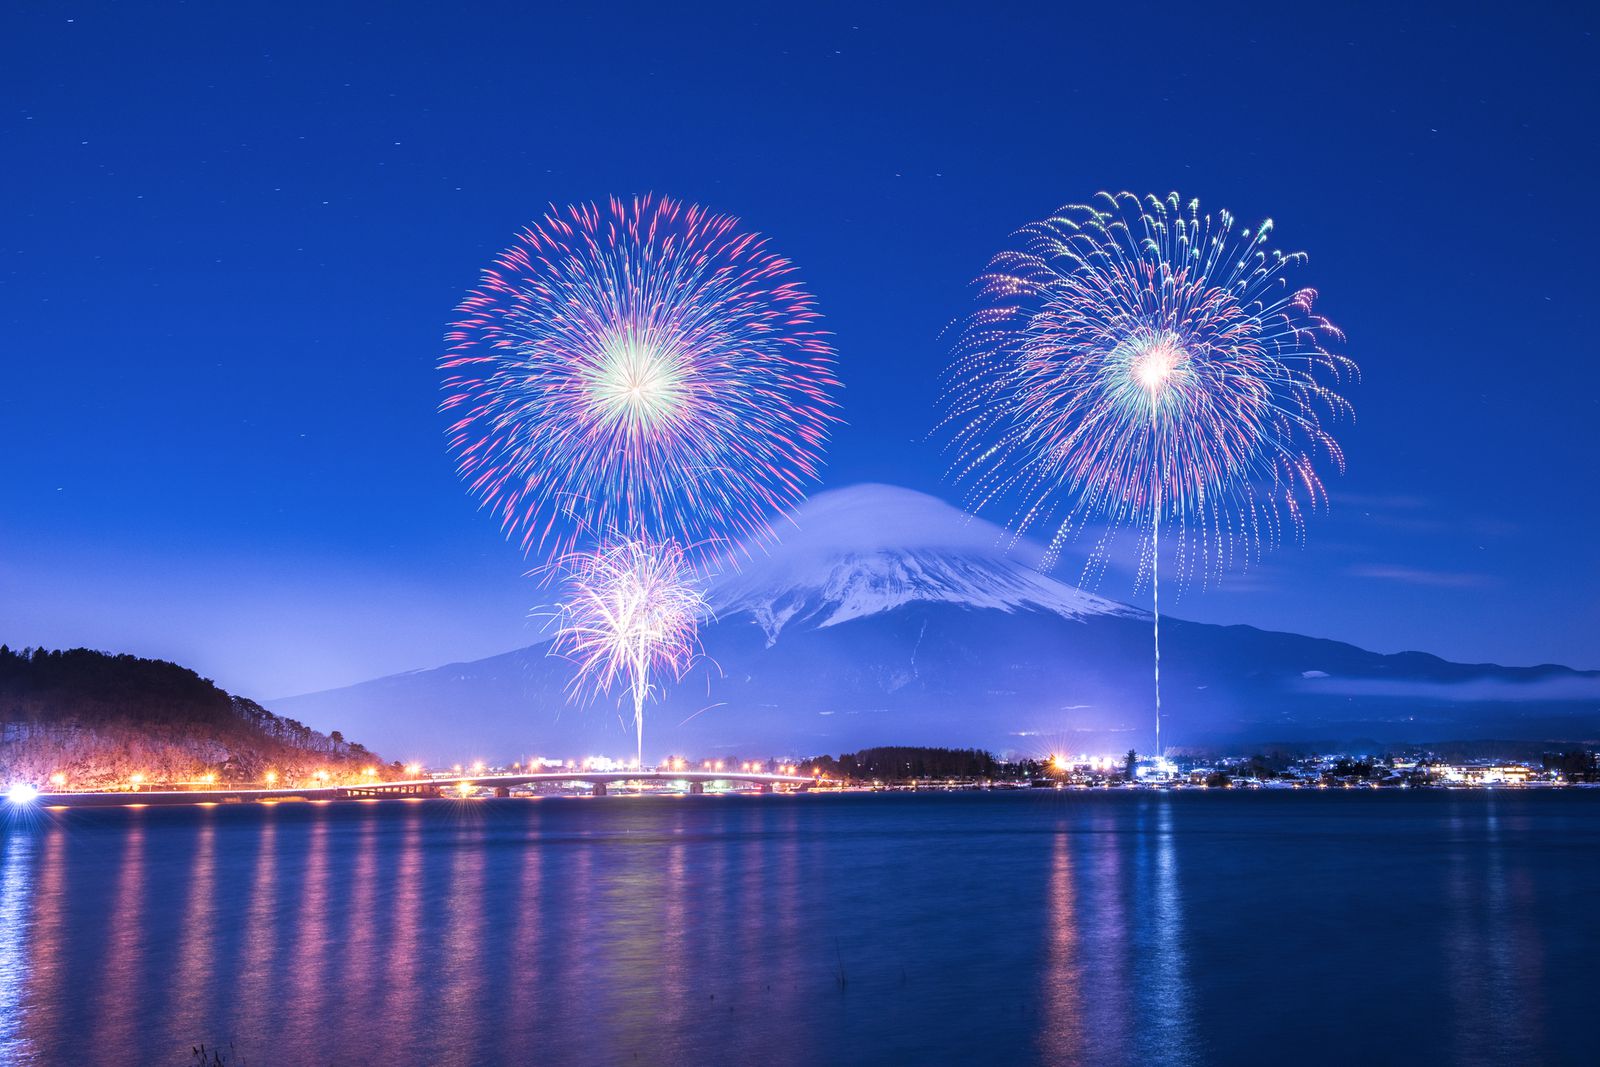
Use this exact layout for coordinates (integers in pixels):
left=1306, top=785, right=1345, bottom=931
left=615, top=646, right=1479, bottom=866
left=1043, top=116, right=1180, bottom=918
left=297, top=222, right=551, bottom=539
left=709, top=484, right=1138, bottom=642
left=272, top=485, right=1600, bottom=763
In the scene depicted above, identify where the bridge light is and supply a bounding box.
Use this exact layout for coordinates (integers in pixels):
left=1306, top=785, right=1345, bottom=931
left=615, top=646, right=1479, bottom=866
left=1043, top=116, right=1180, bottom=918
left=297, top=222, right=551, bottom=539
left=264, top=771, right=278, bottom=786
left=49, top=772, right=67, bottom=788
left=129, top=774, right=145, bottom=790
left=404, top=763, right=421, bottom=776
left=314, top=770, right=330, bottom=782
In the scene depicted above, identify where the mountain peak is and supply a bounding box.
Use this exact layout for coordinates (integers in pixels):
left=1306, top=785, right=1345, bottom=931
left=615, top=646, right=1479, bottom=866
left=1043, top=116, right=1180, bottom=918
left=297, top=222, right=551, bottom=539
left=756, top=483, right=1032, bottom=557
left=711, top=484, right=1134, bottom=642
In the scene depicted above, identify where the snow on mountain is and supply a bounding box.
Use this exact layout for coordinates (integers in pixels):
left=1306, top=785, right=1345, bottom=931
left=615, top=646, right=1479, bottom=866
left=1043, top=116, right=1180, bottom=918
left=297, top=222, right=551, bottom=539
left=709, top=484, right=1137, bottom=643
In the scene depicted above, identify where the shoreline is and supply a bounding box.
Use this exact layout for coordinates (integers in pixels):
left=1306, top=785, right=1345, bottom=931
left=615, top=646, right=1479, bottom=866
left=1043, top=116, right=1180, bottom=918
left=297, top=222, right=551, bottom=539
left=14, top=778, right=1598, bottom=812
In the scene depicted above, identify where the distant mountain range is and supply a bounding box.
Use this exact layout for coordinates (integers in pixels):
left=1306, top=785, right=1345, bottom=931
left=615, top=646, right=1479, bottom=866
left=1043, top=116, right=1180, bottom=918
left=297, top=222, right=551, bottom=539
left=272, top=485, right=1600, bottom=762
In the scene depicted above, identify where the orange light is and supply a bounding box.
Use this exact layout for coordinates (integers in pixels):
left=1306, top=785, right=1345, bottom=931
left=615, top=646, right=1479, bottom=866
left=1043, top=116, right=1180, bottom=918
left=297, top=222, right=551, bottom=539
left=264, top=771, right=279, bottom=785
left=49, top=772, right=67, bottom=788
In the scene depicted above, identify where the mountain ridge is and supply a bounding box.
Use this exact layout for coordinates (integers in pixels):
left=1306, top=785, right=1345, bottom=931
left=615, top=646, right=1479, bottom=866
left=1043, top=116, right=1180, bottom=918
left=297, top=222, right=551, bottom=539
left=271, top=485, right=1600, bottom=761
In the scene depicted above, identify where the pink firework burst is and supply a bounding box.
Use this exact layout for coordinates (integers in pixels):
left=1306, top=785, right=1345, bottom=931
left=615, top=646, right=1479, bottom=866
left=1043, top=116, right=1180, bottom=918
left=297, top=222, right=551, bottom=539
left=941, top=190, right=1356, bottom=583
left=442, top=194, right=841, bottom=560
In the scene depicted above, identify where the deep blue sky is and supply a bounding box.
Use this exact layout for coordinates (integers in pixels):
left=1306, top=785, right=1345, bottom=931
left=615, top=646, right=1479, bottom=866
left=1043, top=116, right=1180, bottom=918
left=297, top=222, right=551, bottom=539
left=3, top=2, right=1596, bottom=698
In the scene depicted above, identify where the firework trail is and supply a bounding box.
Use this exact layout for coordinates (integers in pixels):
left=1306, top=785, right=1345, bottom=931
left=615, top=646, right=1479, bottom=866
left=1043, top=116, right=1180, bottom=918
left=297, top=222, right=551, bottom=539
left=441, top=194, right=841, bottom=561
left=939, top=192, right=1356, bottom=755
left=550, top=536, right=707, bottom=766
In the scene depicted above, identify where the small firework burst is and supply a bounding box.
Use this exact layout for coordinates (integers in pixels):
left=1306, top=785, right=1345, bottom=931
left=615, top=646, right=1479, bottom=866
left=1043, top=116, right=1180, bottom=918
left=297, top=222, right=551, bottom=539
left=551, top=536, right=706, bottom=765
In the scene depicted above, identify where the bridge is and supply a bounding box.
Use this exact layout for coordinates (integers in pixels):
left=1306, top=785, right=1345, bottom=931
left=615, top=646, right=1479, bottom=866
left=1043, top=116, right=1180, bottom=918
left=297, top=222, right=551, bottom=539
left=343, top=770, right=814, bottom=799
left=24, top=770, right=817, bottom=807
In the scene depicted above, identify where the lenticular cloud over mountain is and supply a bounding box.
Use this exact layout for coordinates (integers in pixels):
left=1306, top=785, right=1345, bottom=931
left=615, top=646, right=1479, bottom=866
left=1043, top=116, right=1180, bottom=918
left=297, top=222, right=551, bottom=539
left=273, top=484, right=1600, bottom=764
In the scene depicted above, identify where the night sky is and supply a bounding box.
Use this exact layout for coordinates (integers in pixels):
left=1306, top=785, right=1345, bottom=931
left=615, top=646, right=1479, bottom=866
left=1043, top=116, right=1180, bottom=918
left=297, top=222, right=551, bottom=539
left=3, top=2, right=1596, bottom=698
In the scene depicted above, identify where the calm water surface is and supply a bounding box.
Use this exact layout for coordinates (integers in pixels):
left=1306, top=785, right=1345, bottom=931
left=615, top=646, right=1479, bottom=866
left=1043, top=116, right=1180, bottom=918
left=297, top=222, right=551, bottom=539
left=0, top=791, right=1595, bottom=1065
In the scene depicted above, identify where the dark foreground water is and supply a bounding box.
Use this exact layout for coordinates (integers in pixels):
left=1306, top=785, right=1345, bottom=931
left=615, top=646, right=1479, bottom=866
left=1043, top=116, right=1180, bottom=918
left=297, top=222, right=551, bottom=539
left=1, top=791, right=1596, bottom=1066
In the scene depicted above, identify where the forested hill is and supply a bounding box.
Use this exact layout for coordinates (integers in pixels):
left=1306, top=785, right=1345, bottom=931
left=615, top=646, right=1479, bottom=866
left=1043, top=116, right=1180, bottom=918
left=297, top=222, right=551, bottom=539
left=0, top=646, right=390, bottom=788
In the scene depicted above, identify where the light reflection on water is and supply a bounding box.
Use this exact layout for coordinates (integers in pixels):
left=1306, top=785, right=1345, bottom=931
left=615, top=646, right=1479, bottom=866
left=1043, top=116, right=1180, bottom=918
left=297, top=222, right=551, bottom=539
left=0, top=792, right=1596, bottom=1065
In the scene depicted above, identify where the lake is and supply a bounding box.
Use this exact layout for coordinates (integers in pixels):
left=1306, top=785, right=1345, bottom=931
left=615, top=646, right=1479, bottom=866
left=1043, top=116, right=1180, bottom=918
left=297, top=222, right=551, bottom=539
left=0, top=791, right=1595, bottom=1065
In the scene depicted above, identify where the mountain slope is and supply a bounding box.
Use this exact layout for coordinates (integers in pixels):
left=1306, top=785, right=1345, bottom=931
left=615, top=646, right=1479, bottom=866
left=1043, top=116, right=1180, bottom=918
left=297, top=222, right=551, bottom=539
left=272, top=485, right=1600, bottom=761
left=0, top=646, right=389, bottom=787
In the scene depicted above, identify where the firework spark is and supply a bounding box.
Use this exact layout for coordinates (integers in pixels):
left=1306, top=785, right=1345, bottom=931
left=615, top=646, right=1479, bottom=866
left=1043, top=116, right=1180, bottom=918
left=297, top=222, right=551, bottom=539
left=442, top=195, right=841, bottom=559
left=551, top=536, right=706, bottom=766
left=940, top=191, right=1356, bottom=753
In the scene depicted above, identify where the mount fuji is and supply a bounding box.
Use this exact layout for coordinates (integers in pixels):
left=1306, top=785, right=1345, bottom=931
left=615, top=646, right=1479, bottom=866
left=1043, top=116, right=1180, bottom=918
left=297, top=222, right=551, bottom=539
left=272, top=485, right=1600, bottom=763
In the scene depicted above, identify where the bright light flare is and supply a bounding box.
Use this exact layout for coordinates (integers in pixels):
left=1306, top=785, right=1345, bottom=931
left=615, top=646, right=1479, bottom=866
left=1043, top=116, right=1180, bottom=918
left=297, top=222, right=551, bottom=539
left=6, top=783, right=39, bottom=805
left=1128, top=334, right=1186, bottom=396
